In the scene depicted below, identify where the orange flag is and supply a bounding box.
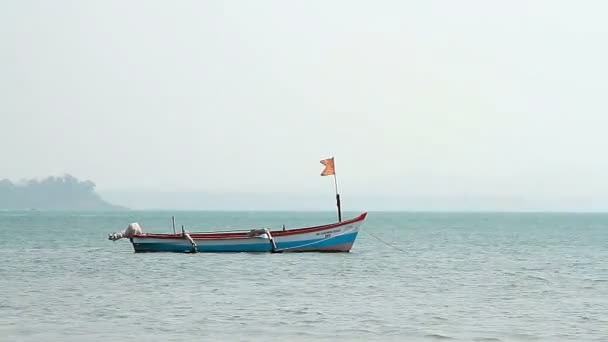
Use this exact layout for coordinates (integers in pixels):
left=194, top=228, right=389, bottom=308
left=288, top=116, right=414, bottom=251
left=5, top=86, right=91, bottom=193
left=320, top=157, right=335, bottom=176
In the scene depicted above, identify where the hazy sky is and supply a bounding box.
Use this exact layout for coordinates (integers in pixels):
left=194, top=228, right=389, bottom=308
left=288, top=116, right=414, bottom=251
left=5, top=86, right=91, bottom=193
left=2, top=1, right=608, bottom=210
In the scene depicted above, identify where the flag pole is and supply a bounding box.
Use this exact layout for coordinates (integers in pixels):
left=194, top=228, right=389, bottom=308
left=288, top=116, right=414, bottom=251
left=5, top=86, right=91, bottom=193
left=334, top=173, right=342, bottom=222
left=321, top=156, right=342, bottom=222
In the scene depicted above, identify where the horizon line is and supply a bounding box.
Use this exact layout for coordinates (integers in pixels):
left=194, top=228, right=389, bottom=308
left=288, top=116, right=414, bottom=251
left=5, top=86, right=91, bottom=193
left=3, top=208, right=608, bottom=214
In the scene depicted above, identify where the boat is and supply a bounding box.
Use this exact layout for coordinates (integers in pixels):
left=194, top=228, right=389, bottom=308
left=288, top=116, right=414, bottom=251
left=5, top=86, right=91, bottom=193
left=107, top=156, right=367, bottom=253
left=108, top=212, right=367, bottom=253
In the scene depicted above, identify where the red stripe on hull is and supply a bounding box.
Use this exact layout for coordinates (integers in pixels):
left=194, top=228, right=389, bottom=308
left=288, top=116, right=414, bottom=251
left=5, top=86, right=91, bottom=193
left=134, top=212, right=368, bottom=240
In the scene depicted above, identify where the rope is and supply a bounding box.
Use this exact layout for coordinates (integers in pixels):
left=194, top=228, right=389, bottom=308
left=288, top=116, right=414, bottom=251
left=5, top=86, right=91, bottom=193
left=365, top=231, right=406, bottom=252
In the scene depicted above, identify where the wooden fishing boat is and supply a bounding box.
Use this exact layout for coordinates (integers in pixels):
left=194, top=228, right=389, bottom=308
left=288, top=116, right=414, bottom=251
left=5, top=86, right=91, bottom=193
left=108, top=212, right=367, bottom=253
left=108, top=156, right=367, bottom=253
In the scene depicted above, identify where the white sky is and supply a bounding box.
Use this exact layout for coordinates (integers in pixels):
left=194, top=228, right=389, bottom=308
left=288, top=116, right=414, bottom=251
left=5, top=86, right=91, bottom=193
left=2, top=1, right=608, bottom=210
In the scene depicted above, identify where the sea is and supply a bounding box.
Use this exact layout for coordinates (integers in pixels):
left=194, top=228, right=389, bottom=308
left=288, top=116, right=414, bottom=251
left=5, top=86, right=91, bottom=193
left=0, top=210, right=606, bottom=342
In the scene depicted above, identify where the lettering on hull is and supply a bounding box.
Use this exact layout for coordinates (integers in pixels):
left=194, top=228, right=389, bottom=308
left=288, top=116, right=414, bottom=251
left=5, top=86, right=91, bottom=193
left=316, top=229, right=341, bottom=236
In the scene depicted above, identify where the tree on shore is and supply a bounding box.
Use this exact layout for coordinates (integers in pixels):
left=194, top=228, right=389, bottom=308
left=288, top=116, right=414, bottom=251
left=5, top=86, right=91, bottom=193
left=0, top=174, right=124, bottom=210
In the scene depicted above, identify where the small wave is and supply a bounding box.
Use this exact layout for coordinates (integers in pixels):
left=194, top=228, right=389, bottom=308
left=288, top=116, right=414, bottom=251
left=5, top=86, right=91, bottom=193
left=507, top=333, right=541, bottom=341
left=526, top=274, right=548, bottom=282
left=521, top=267, right=544, bottom=271
left=424, top=334, right=455, bottom=340
left=571, top=262, right=592, bottom=267
left=474, top=338, right=503, bottom=342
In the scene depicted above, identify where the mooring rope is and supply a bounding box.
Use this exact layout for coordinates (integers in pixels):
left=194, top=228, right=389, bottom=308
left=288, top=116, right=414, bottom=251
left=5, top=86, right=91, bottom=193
left=365, top=231, right=406, bottom=252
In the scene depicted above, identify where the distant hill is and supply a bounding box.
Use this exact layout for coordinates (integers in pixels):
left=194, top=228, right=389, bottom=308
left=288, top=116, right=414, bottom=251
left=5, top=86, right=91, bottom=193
left=0, top=174, right=125, bottom=210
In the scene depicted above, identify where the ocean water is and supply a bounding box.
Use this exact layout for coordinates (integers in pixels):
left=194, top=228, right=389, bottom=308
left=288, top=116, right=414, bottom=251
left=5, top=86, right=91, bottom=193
left=0, top=210, right=607, bottom=342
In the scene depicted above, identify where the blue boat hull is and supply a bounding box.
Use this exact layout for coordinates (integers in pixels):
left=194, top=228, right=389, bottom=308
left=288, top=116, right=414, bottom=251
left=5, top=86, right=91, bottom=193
left=126, top=213, right=368, bottom=253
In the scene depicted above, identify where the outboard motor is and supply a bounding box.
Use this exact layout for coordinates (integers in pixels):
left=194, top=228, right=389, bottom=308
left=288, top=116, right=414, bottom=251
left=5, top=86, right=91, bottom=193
left=108, top=222, right=143, bottom=241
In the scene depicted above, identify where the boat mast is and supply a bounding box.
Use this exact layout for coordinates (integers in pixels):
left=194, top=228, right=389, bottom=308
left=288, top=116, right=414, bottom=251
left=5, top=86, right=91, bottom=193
left=333, top=172, right=342, bottom=222
left=320, top=156, right=342, bottom=222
